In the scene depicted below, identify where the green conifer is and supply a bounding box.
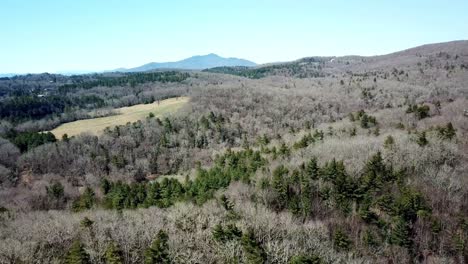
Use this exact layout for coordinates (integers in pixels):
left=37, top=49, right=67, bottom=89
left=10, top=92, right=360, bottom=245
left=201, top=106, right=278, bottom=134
left=145, top=230, right=171, bottom=264
left=104, top=242, right=123, bottom=264
left=65, top=240, right=90, bottom=264
left=241, top=229, right=267, bottom=264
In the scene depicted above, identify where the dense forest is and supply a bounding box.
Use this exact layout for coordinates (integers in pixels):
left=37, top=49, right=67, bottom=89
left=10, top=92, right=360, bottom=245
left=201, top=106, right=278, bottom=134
left=1, top=41, right=468, bottom=263
left=0, top=71, right=190, bottom=129
left=204, top=57, right=329, bottom=79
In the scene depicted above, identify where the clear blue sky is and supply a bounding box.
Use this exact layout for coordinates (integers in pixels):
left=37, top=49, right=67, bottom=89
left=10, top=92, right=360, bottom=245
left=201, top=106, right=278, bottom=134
left=1, top=0, right=467, bottom=73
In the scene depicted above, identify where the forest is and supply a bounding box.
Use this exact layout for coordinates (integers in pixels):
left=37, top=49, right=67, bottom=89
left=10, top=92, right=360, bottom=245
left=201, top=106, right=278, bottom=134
left=0, top=41, right=468, bottom=263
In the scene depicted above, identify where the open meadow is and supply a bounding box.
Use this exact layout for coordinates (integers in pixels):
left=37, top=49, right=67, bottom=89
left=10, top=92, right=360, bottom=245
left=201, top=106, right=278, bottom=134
left=50, top=97, right=189, bottom=138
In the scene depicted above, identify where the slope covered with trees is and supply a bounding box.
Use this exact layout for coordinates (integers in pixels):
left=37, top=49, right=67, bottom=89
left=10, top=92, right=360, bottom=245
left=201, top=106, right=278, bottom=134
left=0, top=41, right=468, bottom=263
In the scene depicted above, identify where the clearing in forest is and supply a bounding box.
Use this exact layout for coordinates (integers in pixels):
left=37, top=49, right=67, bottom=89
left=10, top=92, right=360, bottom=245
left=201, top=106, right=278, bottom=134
left=50, top=97, right=189, bottom=138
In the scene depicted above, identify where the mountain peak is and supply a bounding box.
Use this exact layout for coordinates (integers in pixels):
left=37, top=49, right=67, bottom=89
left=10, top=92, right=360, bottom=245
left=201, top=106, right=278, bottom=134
left=118, top=54, right=256, bottom=72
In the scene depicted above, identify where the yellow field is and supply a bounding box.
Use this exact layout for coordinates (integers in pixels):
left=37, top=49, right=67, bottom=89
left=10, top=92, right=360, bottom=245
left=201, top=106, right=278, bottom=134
left=50, top=97, right=189, bottom=138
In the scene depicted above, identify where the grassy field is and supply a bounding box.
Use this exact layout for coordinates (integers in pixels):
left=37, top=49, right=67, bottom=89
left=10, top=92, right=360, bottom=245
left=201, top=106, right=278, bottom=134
left=50, top=97, right=189, bottom=138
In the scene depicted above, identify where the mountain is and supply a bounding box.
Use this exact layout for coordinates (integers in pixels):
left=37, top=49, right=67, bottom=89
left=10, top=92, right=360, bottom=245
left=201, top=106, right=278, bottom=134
left=0, top=73, right=16, bottom=78
left=117, top=53, right=256, bottom=72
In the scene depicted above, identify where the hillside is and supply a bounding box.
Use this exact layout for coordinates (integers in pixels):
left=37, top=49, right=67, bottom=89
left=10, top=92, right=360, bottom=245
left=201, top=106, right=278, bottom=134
left=206, top=40, right=468, bottom=79
left=1, top=41, right=468, bottom=263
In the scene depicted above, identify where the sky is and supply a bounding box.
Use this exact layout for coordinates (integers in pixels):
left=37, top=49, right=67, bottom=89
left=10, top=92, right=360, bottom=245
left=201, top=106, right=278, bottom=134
left=1, top=0, right=467, bottom=74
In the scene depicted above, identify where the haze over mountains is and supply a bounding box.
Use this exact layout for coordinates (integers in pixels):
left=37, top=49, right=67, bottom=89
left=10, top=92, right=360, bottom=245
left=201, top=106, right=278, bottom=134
left=114, top=53, right=257, bottom=72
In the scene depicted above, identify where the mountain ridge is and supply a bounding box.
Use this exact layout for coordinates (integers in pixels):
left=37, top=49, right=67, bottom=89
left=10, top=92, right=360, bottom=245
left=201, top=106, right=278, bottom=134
left=116, top=53, right=257, bottom=72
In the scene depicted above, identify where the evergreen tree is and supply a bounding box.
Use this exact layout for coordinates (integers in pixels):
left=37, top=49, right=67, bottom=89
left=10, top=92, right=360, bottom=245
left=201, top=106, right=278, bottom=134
left=241, top=229, right=267, bottom=264
left=101, top=179, right=111, bottom=195
left=333, top=229, right=352, bottom=251
left=444, top=122, right=456, bottom=140
left=212, top=224, right=226, bottom=242
left=416, top=131, right=428, bottom=146
left=359, top=151, right=391, bottom=194
left=145, top=182, right=161, bottom=207
left=384, top=135, right=395, bottom=149
left=415, top=104, right=430, bottom=119
left=305, top=158, right=319, bottom=180
left=220, top=195, right=234, bottom=211
left=104, top=242, right=123, bottom=264
left=289, top=254, right=323, bottom=264
left=279, top=142, right=290, bottom=156
left=72, top=187, right=95, bottom=212
left=163, top=117, right=173, bottom=132
left=65, top=240, right=90, bottom=264
left=145, top=230, right=171, bottom=264
left=46, top=181, right=64, bottom=204
left=272, top=165, right=288, bottom=209
left=360, top=114, right=369, bottom=128
left=373, top=127, right=380, bottom=136
left=80, top=217, right=94, bottom=229
left=390, top=217, right=412, bottom=248
left=437, top=122, right=456, bottom=140
left=362, top=229, right=379, bottom=248
left=313, top=130, right=324, bottom=141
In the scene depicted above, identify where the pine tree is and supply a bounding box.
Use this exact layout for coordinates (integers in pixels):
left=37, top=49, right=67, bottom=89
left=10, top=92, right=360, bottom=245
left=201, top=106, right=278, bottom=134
left=225, top=224, right=242, bottom=240
left=359, top=151, right=391, bottom=194
left=272, top=165, right=288, bottom=209
left=360, top=114, right=369, bottom=128
left=373, top=127, right=380, bottom=136
left=145, top=230, right=171, bottom=264
left=415, top=104, right=430, bottom=119
left=101, top=179, right=111, bottom=195
left=444, top=122, right=456, bottom=139
left=65, top=240, right=90, bottom=264
left=212, top=224, right=226, bottom=242
left=384, top=135, right=395, bottom=149
left=104, top=242, right=123, bottom=264
left=289, top=254, right=323, bottom=264
left=46, top=181, right=65, bottom=208
left=241, top=229, right=267, bottom=264
left=416, top=131, right=428, bottom=146
left=80, top=217, right=94, bottom=229
left=72, top=187, right=95, bottom=212
left=305, top=158, right=319, bottom=180
left=220, top=195, right=234, bottom=211
left=437, top=122, right=456, bottom=140
left=333, top=229, right=352, bottom=251
left=313, top=130, right=324, bottom=140
left=279, top=142, right=290, bottom=156
left=163, top=117, right=173, bottom=132
left=362, top=229, right=378, bottom=248
left=390, top=217, right=412, bottom=248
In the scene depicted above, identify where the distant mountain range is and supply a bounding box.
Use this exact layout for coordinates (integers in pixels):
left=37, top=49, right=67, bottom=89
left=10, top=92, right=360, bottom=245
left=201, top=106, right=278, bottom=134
left=0, top=73, right=16, bottom=78
left=115, top=53, right=257, bottom=72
